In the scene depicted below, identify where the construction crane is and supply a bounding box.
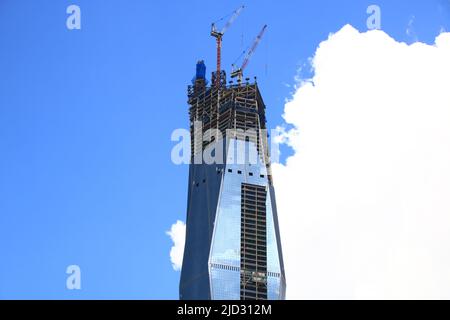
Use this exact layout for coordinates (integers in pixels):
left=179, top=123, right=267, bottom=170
left=211, top=5, right=245, bottom=87
left=231, top=24, right=267, bottom=82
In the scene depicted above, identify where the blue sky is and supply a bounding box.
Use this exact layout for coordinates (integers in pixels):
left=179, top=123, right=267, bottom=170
left=0, top=0, right=448, bottom=299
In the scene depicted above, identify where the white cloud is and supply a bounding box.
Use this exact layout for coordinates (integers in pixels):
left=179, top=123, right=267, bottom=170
left=273, top=25, right=450, bottom=299
left=166, top=220, right=186, bottom=271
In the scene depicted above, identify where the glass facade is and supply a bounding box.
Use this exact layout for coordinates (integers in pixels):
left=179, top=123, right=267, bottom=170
left=180, top=78, right=285, bottom=300
left=207, top=139, right=284, bottom=300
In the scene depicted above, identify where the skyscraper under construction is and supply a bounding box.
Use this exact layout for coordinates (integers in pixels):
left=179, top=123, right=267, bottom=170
left=180, top=9, right=285, bottom=300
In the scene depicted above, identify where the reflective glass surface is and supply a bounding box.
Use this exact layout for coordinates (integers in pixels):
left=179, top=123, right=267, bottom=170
left=209, top=138, right=283, bottom=299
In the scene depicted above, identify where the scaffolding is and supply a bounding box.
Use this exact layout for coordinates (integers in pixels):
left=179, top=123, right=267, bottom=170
left=240, top=183, right=267, bottom=300
left=187, top=79, right=273, bottom=184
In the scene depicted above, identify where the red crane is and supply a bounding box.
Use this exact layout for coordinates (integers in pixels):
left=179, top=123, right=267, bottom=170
left=231, top=24, right=267, bottom=82
left=211, top=5, right=245, bottom=87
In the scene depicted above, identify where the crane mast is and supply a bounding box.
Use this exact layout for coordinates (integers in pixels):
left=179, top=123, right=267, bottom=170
left=210, top=5, right=244, bottom=87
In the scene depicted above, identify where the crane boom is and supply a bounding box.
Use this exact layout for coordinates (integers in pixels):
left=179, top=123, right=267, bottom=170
left=231, top=24, right=267, bottom=81
left=220, top=5, right=244, bottom=35
left=211, top=5, right=244, bottom=87
left=241, top=24, right=267, bottom=71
